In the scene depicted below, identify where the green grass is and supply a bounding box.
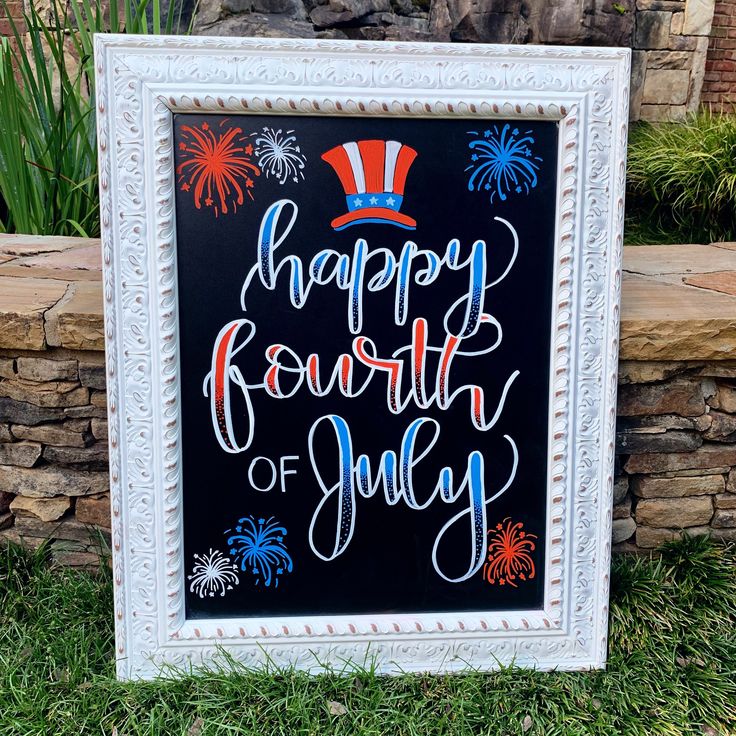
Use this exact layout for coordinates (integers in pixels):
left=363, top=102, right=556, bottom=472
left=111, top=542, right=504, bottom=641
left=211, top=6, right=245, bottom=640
left=1, top=536, right=735, bottom=735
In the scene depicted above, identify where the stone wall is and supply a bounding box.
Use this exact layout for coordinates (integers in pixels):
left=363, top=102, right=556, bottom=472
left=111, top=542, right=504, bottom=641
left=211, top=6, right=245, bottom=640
left=190, top=0, right=716, bottom=121
left=614, top=361, right=736, bottom=548
left=701, top=0, right=736, bottom=108
left=2, top=237, right=736, bottom=562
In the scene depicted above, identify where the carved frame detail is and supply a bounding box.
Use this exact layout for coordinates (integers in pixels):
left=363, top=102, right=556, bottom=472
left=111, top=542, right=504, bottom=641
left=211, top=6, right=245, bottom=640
left=94, top=34, right=630, bottom=680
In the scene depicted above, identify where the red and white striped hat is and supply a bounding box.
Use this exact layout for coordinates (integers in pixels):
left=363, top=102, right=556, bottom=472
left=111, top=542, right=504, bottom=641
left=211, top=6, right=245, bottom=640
left=321, top=140, right=418, bottom=231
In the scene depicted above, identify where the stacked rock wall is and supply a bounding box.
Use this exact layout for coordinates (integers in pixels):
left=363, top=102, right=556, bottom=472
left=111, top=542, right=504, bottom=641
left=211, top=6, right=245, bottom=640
left=0, top=349, right=110, bottom=567
left=189, top=0, right=716, bottom=122
left=614, top=360, right=736, bottom=548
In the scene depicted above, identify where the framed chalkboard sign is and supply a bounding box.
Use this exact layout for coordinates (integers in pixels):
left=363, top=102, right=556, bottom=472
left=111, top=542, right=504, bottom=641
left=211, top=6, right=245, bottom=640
left=95, top=35, right=629, bottom=679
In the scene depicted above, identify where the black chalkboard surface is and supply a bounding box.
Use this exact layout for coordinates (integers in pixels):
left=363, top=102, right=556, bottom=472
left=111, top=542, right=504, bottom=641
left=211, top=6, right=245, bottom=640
left=173, top=114, right=558, bottom=620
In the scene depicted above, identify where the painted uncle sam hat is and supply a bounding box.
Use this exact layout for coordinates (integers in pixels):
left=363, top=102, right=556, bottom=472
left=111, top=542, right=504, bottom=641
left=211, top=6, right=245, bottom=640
left=322, top=140, right=418, bottom=230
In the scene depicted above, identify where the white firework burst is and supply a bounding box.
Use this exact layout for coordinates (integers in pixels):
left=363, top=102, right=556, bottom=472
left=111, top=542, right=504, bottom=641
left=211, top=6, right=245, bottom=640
left=188, top=548, right=240, bottom=598
left=254, top=127, right=307, bottom=184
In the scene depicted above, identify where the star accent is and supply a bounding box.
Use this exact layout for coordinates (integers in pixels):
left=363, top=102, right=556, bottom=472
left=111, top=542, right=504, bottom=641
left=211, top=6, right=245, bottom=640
left=202, top=122, right=209, bottom=131
left=386, top=196, right=395, bottom=206
left=369, top=196, right=378, bottom=205
left=244, top=144, right=253, bottom=155
left=205, top=197, right=213, bottom=206
left=353, top=197, right=363, bottom=207
left=181, top=183, right=190, bottom=191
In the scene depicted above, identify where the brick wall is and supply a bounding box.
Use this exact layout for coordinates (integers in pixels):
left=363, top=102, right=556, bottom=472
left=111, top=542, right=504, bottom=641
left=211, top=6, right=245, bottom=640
left=0, top=0, right=25, bottom=36
left=702, top=0, right=736, bottom=107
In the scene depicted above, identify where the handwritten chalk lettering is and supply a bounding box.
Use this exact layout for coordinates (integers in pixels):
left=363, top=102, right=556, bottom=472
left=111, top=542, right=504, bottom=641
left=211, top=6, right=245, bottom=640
left=280, top=456, right=299, bottom=492
left=244, top=455, right=299, bottom=492
left=307, top=414, right=518, bottom=582
left=204, top=316, right=520, bottom=453
left=240, top=199, right=519, bottom=336
left=203, top=188, right=524, bottom=586
left=248, top=456, right=277, bottom=492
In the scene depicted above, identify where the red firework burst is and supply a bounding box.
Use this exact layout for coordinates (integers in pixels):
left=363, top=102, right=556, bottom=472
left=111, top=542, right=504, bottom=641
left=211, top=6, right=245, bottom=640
left=482, top=518, right=537, bottom=588
left=176, top=120, right=260, bottom=216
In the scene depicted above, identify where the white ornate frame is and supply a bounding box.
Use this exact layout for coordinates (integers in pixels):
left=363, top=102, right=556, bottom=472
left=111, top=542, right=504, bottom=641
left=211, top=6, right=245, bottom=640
left=95, top=34, right=629, bottom=680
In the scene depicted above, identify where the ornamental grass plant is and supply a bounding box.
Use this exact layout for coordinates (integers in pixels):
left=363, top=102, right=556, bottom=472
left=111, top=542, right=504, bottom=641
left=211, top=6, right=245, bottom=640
left=0, top=0, right=191, bottom=237
left=626, top=111, right=736, bottom=244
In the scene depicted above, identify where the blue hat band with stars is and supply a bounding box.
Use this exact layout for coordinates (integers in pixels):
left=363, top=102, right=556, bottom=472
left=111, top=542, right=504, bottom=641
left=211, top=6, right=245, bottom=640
left=346, top=194, right=404, bottom=212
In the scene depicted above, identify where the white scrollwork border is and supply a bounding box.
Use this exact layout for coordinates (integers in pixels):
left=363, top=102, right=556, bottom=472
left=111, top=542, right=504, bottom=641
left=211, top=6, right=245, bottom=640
left=94, top=35, right=629, bottom=680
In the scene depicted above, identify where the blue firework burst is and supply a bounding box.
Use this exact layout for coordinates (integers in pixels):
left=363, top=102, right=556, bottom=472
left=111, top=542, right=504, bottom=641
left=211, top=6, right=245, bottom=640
left=225, top=516, right=293, bottom=588
left=465, top=125, right=542, bottom=203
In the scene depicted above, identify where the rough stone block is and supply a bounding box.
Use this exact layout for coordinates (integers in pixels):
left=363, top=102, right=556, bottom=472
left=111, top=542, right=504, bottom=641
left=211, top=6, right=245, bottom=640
left=11, top=422, right=89, bottom=447
left=614, top=496, right=632, bottom=519
left=637, top=0, right=685, bottom=9
left=668, top=33, right=697, bottom=49
left=612, top=517, right=637, bottom=543
left=712, top=509, right=736, bottom=527
left=10, top=494, right=71, bottom=522
left=0, top=358, right=15, bottom=379
left=670, top=10, right=684, bottom=32
left=636, top=525, right=711, bottom=548
left=16, top=357, right=78, bottom=382
left=642, top=68, right=691, bottom=104
left=0, top=512, right=12, bottom=530
left=12, top=514, right=110, bottom=545
left=618, top=361, right=691, bottom=384
left=632, top=473, right=724, bottom=497
left=90, top=391, right=107, bottom=409
left=75, top=493, right=110, bottom=528
left=616, top=430, right=702, bottom=454
left=64, top=404, right=107, bottom=419
left=688, top=35, right=710, bottom=113
left=646, top=50, right=693, bottom=69
left=0, top=378, right=88, bottom=408
left=624, top=444, right=736, bottom=473
left=0, top=397, right=64, bottom=425
left=635, top=496, right=713, bottom=526
left=613, top=476, right=629, bottom=505
left=682, top=0, right=715, bottom=35
left=715, top=493, right=736, bottom=509
left=78, top=362, right=106, bottom=390
left=630, top=49, right=647, bottom=120
left=703, top=410, right=736, bottom=440
left=617, top=379, right=705, bottom=417
left=709, top=383, right=736, bottom=412
left=50, top=548, right=101, bottom=568
left=91, top=418, right=108, bottom=441
left=635, top=10, right=672, bottom=48
left=44, top=281, right=104, bottom=351
left=0, top=276, right=68, bottom=350
left=311, top=0, right=390, bottom=26
left=655, top=466, right=730, bottom=477
left=617, top=414, right=711, bottom=432
left=0, top=441, right=42, bottom=468
left=43, top=443, right=108, bottom=470
left=0, top=465, right=107, bottom=498
left=0, top=425, right=10, bottom=443
left=710, top=528, right=736, bottom=542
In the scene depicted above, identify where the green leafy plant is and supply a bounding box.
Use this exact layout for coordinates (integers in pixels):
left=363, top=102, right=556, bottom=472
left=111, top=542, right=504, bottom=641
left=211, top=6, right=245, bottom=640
left=626, top=111, right=736, bottom=244
left=0, top=0, right=192, bottom=237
